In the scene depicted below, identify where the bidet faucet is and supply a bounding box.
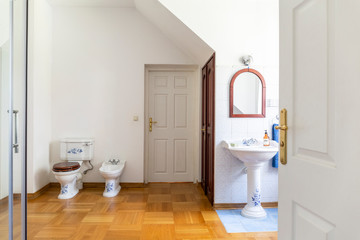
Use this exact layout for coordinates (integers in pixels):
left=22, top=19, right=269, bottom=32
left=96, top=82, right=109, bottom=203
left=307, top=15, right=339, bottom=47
left=109, top=159, right=120, bottom=165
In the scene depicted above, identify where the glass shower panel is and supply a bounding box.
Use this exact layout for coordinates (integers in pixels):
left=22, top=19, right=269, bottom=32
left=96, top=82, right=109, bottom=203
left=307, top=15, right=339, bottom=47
left=0, top=0, right=12, bottom=238
left=0, top=0, right=27, bottom=239
left=13, top=0, right=27, bottom=237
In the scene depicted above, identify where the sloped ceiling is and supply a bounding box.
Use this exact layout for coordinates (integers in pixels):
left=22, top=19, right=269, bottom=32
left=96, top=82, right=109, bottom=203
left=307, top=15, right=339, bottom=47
left=134, top=0, right=214, bottom=65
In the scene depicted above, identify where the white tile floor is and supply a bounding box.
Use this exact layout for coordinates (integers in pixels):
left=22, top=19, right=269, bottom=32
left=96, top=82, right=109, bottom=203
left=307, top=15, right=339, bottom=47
left=216, top=208, right=278, bottom=233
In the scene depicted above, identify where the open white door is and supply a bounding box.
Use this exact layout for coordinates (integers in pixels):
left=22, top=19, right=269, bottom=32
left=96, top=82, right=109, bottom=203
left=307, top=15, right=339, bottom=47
left=279, top=0, right=360, bottom=239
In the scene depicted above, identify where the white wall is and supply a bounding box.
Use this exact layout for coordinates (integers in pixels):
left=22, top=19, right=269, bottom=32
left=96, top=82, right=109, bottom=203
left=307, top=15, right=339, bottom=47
left=159, top=0, right=279, bottom=66
left=0, top=42, right=10, bottom=199
left=0, top=0, right=9, bottom=199
left=0, top=0, right=9, bottom=48
left=159, top=0, right=279, bottom=203
left=27, top=0, right=53, bottom=193
left=49, top=6, right=195, bottom=183
left=134, top=0, right=214, bottom=65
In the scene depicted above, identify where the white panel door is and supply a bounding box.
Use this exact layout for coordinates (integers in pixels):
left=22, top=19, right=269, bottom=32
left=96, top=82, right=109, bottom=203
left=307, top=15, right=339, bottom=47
left=148, top=71, right=194, bottom=182
left=279, top=0, right=360, bottom=239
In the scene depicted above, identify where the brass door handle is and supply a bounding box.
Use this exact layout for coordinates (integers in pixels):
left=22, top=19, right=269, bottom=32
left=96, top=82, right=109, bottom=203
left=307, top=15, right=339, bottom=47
left=201, top=128, right=206, bottom=131
left=275, top=125, right=288, bottom=130
left=149, top=117, right=158, bottom=132
left=276, top=109, right=288, bottom=165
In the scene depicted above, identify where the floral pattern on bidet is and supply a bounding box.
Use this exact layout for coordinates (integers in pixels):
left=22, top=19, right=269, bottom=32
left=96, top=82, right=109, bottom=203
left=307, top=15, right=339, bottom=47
left=67, top=148, right=83, bottom=154
left=251, top=188, right=261, bottom=206
left=106, top=183, right=114, bottom=192
left=61, top=185, right=69, bottom=194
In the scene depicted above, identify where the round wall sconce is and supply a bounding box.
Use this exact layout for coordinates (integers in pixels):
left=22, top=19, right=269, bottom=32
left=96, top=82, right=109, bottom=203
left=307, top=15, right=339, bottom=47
left=241, top=55, right=253, bottom=66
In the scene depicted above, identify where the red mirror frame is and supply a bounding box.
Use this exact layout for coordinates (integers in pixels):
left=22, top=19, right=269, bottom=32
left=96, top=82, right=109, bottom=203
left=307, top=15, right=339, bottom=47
left=229, top=68, right=266, bottom=118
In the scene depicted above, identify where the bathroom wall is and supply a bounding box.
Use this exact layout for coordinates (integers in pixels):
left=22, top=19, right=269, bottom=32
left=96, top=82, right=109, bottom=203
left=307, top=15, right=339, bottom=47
left=0, top=43, right=10, bottom=199
left=159, top=0, right=279, bottom=203
left=134, top=0, right=214, bottom=65
left=0, top=0, right=9, bottom=48
left=159, top=0, right=279, bottom=66
left=49, top=6, right=196, bottom=183
left=27, top=0, right=53, bottom=193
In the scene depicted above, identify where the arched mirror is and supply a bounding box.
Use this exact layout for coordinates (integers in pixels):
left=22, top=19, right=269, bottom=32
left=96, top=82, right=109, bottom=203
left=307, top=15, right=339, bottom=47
left=230, top=68, right=266, bottom=118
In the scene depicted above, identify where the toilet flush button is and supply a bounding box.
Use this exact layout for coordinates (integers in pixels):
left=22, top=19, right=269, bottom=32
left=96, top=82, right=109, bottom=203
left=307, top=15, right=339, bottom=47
left=133, top=116, right=139, bottom=121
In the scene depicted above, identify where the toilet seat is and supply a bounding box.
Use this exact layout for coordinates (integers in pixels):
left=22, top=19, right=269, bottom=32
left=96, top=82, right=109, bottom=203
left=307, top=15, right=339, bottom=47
left=52, top=162, right=80, bottom=172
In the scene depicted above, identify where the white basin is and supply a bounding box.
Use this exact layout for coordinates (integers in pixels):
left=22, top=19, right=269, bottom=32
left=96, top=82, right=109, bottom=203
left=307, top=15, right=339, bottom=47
left=222, top=139, right=279, bottom=219
left=223, top=140, right=278, bottom=164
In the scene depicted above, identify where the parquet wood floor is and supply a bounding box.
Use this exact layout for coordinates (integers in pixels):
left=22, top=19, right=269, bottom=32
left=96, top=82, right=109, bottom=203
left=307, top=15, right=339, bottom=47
left=2, top=183, right=278, bottom=240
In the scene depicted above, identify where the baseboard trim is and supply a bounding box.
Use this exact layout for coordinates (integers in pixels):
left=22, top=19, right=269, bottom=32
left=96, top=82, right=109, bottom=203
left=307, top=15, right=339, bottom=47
left=0, top=196, right=8, bottom=205
left=50, top=182, right=145, bottom=188
left=1, top=195, right=22, bottom=202
left=0, top=183, right=52, bottom=202
left=147, top=182, right=194, bottom=184
left=3, top=182, right=185, bottom=201
left=121, top=182, right=146, bottom=188
left=50, top=182, right=105, bottom=188
left=28, top=183, right=51, bottom=200
left=214, top=202, right=278, bottom=209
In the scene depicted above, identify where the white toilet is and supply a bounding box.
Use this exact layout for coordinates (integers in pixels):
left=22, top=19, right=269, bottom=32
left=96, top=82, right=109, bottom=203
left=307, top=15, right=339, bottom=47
left=52, top=138, right=94, bottom=199
left=99, top=159, right=126, bottom=197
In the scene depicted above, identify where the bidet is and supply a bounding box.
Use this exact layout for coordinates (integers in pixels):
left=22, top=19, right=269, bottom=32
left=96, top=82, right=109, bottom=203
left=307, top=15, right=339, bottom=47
left=99, top=159, right=126, bottom=197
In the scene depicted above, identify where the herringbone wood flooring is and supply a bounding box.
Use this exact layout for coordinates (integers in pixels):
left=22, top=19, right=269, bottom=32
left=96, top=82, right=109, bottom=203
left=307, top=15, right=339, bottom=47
left=2, top=183, right=277, bottom=239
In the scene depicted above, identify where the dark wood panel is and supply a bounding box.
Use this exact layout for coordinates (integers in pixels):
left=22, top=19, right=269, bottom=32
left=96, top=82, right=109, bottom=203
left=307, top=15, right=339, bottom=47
left=201, top=67, right=207, bottom=193
left=214, top=202, right=278, bottom=210
left=201, top=53, right=215, bottom=205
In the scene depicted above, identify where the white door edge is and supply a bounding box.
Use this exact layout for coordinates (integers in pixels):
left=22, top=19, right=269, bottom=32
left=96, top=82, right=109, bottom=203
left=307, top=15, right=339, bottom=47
left=144, top=65, right=200, bottom=183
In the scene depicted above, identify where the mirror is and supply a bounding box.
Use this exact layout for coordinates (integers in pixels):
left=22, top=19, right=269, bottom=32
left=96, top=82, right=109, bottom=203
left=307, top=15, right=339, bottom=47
left=230, top=68, right=266, bottom=118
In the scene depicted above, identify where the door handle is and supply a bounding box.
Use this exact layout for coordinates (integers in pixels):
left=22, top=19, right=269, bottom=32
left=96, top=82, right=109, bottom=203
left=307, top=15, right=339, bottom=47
left=8, top=110, right=19, bottom=153
left=149, top=117, right=158, bottom=132
left=275, top=125, right=288, bottom=131
left=275, top=109, right=287, bottom=165
left=13, top=110, right=19, bottom=153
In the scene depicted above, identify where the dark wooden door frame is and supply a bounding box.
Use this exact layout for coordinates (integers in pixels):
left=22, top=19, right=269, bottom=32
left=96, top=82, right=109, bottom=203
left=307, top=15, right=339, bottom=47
left=201, top=67, right=207, bottom=192
left=201, top=53, right=215, bottom=205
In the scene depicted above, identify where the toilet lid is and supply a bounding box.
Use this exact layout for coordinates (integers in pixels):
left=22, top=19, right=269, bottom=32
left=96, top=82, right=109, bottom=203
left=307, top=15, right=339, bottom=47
left=52, top=162, right=80, bottom=172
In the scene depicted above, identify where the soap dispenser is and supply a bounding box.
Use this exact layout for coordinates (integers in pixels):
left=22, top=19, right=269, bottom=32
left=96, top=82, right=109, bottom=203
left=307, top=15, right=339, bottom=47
left=263, top=130, right=270, bottom=146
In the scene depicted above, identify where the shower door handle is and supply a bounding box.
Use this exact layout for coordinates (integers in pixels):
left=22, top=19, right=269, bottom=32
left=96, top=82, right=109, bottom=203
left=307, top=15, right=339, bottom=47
left=12, top=110, right=19, bottom=153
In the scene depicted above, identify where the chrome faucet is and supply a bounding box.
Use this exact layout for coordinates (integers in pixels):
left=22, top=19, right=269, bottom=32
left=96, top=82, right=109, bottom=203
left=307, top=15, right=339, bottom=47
left=108, top=159, right=120, bottom=165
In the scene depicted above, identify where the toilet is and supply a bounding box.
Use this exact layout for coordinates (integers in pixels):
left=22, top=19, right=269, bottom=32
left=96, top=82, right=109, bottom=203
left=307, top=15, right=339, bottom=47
left=99, top=159, right=126, bottom=197
left=52, top=138, right=94, bottom=199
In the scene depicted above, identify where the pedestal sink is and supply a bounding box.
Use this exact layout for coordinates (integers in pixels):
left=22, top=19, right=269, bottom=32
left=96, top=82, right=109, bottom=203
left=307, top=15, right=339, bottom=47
left=223, top=140, right=279, bottom=218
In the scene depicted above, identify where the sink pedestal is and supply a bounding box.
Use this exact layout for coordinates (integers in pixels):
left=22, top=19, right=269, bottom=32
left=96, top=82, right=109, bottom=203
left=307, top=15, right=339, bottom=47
left=222, top=140, right=279, bottom=219
left=241, top=163, right=267, bottom=219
